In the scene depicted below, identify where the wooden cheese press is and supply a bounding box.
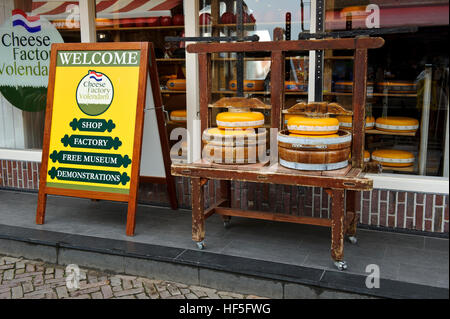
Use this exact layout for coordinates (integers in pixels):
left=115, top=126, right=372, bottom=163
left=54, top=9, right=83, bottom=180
left=171, top=36, right=384, bottom=270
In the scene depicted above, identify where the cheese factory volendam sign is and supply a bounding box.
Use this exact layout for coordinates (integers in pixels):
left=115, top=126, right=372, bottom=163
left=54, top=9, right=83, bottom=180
left=36, top=43, right=150, bottom=236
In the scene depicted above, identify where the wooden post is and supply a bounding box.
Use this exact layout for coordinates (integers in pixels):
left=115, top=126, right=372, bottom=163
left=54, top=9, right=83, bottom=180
left=192, top=177, right=205, bottom=243
left=330, top=189, right=345, bottom=262
left=345, top=190, right=358, bottom=237
left=352, top=43, right=368, bottom=169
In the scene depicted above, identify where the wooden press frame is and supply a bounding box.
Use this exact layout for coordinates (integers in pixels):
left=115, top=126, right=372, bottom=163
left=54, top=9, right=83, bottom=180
left=36, top=42, right=177, bottom=236
left=172, top=36, right=384, bottom=269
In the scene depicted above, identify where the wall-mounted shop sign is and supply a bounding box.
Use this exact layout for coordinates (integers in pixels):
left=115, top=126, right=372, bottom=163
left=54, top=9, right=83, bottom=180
left=0, top=9, right=63, bottom=111
left=36, top=42, right=152, bottom=236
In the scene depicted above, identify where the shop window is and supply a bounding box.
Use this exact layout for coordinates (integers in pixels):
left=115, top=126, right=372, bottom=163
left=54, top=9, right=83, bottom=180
left=0, top=0, right=80, bottom=150
left=324, top=1, right=449, bottom=177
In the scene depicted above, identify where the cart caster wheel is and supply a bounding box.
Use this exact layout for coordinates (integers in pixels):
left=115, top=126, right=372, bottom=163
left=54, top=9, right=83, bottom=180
left=196, top=241, right=205, bottom=250
left=223, top=220, right=231, bottom=229
left=346, top=236, right=358, bottom=244
left=334, top=261, right=348, bottom=271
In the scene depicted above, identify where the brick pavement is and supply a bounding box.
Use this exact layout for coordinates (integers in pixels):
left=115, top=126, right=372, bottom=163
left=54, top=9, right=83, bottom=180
left=0, top=255, right=265, bottom=299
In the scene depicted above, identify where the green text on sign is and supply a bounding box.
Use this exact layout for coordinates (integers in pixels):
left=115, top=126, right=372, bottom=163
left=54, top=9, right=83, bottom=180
left=48, top=167, right=130, bottom=186
left=61, top=134, right=122, bottom=150
left=50, top=150, right=131, bottom=168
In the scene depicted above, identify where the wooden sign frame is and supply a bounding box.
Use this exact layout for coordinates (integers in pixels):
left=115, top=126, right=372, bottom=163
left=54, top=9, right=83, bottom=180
left=36, top=42, right=175, bottom=236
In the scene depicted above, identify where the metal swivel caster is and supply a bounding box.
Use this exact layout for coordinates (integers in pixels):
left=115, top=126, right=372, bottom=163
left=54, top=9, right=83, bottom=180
left=195, top=241, right=205, bottom=250
left=346, top=236, right=358, bottom=244
left=334, top=261, right=348, bottom=271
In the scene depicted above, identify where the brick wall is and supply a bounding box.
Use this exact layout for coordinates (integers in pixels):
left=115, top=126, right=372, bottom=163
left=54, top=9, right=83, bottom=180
left=1, top=159, right=448, bottom=234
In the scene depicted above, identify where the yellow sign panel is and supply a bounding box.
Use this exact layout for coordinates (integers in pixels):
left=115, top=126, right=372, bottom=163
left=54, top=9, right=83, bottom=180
left=46, top=50, right=141, bottom=194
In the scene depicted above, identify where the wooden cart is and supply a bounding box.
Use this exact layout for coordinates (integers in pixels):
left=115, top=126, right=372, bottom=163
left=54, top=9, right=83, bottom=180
left=171, top=36, right=384, bottom=270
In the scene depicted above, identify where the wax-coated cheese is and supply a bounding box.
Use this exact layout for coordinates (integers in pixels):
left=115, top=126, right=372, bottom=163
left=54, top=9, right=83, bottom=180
left=287, top=116, right=339, bottom=135
left=216, top=112, right=265, bottom=129
left=167, top=79, right=186, bottom=91
left=375, top=117, right=419, bottom=133
left=170, top=109, right=186, bottom=122
left=371, top=149, right=415, bottom=167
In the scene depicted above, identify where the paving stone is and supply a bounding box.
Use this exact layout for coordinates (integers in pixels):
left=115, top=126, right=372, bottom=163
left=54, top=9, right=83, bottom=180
left=101, top=285, right=113, bottom=299
left=91, top=292, right=104, bottom=299
left=56, top=286, right=69, bottom=299
left=0, top=253, right=262, bottom=300
left=114, top=287, right=144, bottom=297
left=11, top=285, right=23, bottom=298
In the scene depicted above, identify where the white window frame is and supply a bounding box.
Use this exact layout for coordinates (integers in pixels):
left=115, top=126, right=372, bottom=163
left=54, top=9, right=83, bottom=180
left=1, top=0, right=448, bottom=195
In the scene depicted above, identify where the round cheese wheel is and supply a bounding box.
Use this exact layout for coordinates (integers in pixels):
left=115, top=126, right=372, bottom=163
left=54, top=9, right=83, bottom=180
left=371, top=149, right=415, bottom=167
left=375, top=117, right=419, bottom=133
left=287, top=116, right=339, bottom=135
left=203, top=127, right=266, bottom=146
left=336, top=115, right=376, bottom=129
left=167, top=79, right=186, bottom=91
left=364, top=150, right=371, bottom=162
left=278, top=129, right=351, bottom=151
left=216, top=112, right=265, bottom=129
left=340, top=6, right=368, bottom=19
left=229, top=80, right=264, bottom=91
left=170, top=110, right=186, bottom=122
left=349, top=150, right=371, bottom=162
left=366, top=116, right=375, bottom=129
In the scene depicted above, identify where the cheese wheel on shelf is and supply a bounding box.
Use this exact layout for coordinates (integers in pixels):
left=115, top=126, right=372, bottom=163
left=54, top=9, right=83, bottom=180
left=371, top=149, right=415, bottom=167
left=285, top=81, right=307, bottom=92
left=287, top=116, right=339, bottom=135
left=336, top=115, right=376, bottom=129
left=170, top=110, right=186, bottom=123
left=167, top=79, right=186, bottom=91
left=229, top=80, right=265, bottom=91
left=278, top=130, right=351, bottom=151
left=375, top=117, right=419, bottom=133
left=203, top=127, right=266, bottom=146
left=216, top=112, right=265, bottom=129
left=364, top=150, right=371, bottom=162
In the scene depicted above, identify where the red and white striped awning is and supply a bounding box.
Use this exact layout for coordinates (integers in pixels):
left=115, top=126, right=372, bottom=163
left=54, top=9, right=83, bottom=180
left=31, top=0, right=182, bottom=20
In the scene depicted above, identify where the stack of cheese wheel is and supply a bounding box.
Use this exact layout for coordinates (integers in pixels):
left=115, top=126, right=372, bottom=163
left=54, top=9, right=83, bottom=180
left=202, top=111, right=266, bottom=164
left=278, top=116, right=351, bottom=171
left=170, top=109, right=187, bottom=123
left=336, top=115, right=375, bottom=130
left=371, top=149, right=415, bottom=167
left=375, top=116, right=419, bottom=133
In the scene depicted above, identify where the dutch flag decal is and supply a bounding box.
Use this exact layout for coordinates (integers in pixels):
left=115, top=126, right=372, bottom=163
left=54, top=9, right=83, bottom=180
left=12, top=9, right=41, bottom=33
left=89, top=71, right=103, bottom=82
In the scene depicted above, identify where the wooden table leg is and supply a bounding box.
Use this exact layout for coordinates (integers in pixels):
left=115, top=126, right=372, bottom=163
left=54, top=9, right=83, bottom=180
left=219, top=180, right=231, bottom=228
left=191, top=177, right=206, bottom=249
left=345, top=190, right=358, bottom=244
left=330, top=188, right=347, bottom=270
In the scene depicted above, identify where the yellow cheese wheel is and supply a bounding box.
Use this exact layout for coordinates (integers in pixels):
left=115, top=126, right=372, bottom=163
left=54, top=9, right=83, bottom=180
left=287, top=116, right=339, bottom=135
left=216, top=112, right=265, bottom=129
left=229, top=80, right=264, bottom=91
left=336, top=115, right=376, bottom=129
left=375, top=117, right=419, bottom=133
left=371, top=149, right=415, bottom=167
left=364, top=150, right=371, bottom=162
left=289, top=133, right=339, bottom=138
left=170, top=109, right=186, bottom=122
left=349, top=150, right=371, bottom=162
left=167, top=79, right=186, bottom=91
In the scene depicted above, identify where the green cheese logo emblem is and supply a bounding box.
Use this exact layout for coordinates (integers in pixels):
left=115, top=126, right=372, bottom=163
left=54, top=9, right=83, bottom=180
left=76, top=70, right=114, bottom=116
